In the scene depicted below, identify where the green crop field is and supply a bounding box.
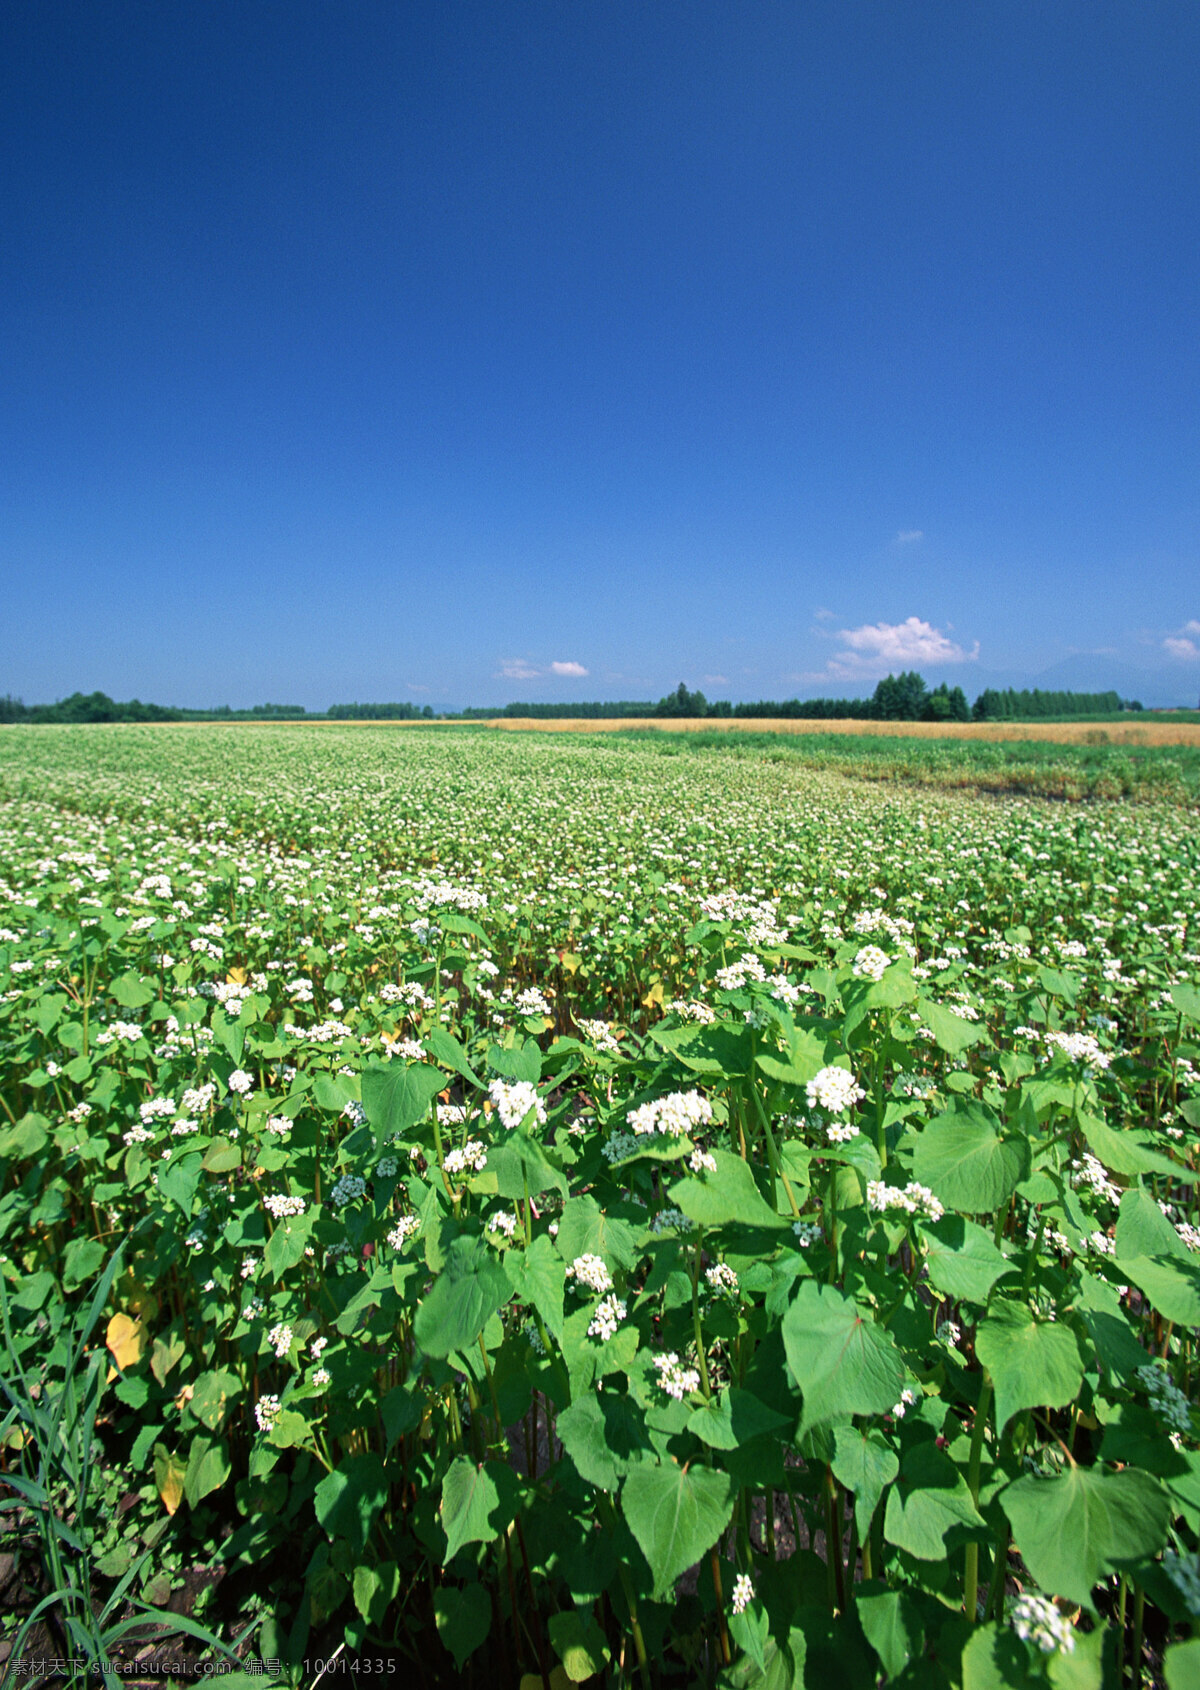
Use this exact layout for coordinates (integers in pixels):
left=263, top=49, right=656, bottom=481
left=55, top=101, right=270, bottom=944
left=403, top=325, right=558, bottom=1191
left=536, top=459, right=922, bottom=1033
left=1, top=724, right=1198, bottom=1689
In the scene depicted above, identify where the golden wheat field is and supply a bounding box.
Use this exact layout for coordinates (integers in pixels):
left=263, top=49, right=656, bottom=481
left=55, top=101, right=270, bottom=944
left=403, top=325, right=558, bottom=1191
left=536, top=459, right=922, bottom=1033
left=486, top=714, right=1200, bottom=745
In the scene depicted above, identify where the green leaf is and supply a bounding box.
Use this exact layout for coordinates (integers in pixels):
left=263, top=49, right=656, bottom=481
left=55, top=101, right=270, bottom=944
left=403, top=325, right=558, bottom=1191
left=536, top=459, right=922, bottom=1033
left=440, top=1456, right=520, bottom=1562
left=620, top=1461, right=735, bottom=1599
left=781, top=1281, right=905, bottom=1434
left=882, top=1441, right=984, bottom=1560
left=156, top=1152, right=203, bottom=1217
left=354, top=1561, right=399, bottom=1627
left=434, top=1583, right=491, bottom=1671
left=313, top=1453, right=388, bottom=1554
left=488, top=1038, right=541, bottom=1083
left=1170, top=984, right=1200, bottom=1024
left=668, top=1149, right=788, bottom=1232
left=1115, top=1254, right=1200, bottom=1328
left=263, top=1208, right=315, bottom=1279
left=1165, top=1639, right=1200, bottom=1690
left=425, top=1027, right=484, bottom=1088
left=856, top=1587, right=923, bottom=1681
left=414, top=1239, right=512, bottom=1358
left=1081, top=1115, right=1188, bottom=1181
left=961, top=1622, right=1042, bottom=1690
left=183, top=1435, right=231, bottom=1508
left=1070, top=1271, right=1147, bottom=1379
left=314, top=1073, right=357, bottom=1113
left=912, top=1104, right=1023, bottom=1215
left=361, top=1060, right=443, bottom=1146
left=489, top=1129, right=568, bottom=1201
left=556, top=1194, right=639, bottom=1270
left=831, top=1426, right=899, bottom=1538
left=687, top=1387, right=790, bottom=1451
left=111, top=971, right=154, bottom=1008
left=975, top=1299, right=1084, bottom=1433
left=1116, top=1186, right=1190, bottom=1261
left=503, top=1232, right=566, bottom=1342
left=919, top=997, right=990, bottom=1055
left=1002, top=1466, right=1171, bottom=1608
left=62, top=1237, right=106, bottom=1292
left=188, top=1368, right=241, bottom=1431
left=557, top=1393, right=625, bottom=1492
left=923, top=1215, right=1016, bottom=1304
left=548, top=1609, right=612, bottom=1682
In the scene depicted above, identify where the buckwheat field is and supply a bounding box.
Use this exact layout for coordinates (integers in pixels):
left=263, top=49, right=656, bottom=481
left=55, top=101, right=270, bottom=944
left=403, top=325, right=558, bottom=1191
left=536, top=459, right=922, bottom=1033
left=2, top=724, right=1198, bottom=1689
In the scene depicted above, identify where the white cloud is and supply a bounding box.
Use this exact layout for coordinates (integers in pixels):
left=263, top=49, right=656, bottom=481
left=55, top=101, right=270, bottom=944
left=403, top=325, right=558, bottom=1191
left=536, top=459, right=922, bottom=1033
left=817, top=616, right=978, bottom=681
left=895, top=530, right=924, bottom=544
left=497, top=659, right=540, bottom=681
left=1163, top=620, right=1200, bottom=661
left=549, top=660, right=588, bottom=677
left=703, top=674, right=729, bottom=686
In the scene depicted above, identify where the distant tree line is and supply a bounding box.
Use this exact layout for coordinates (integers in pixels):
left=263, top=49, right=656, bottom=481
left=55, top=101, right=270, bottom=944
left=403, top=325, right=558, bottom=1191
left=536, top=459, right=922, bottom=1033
left=0, top=692, right=314, bottom=724
left=327, top=702, right=435, bottom=719
left=969, top=687, right=1138, bottom=720
left=0, top=678, right=1145, bottom=726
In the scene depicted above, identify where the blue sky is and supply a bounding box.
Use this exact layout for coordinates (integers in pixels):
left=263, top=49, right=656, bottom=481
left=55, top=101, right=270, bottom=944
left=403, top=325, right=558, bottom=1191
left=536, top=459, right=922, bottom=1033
left=3, top=1, right=1199, bottom=709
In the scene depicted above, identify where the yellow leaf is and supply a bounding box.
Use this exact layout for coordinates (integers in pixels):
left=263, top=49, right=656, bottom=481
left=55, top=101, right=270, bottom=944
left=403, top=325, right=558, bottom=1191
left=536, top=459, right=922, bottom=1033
left=226, top=967, right=248, bottom=985
left=559, top=951, right=583, bottom=977
left=106, top=1313, right=144, bottom=1371
left=154, top=1444, right=186, bottom=1516
left=641, top=980, right=665, bottom=1009
left=120, top=1275, right=159, bottom=1322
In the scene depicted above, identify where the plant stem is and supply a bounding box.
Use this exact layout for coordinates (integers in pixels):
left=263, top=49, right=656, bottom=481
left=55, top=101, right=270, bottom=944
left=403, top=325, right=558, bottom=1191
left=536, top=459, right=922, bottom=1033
left=963, top=1372, right=993, bottom=1620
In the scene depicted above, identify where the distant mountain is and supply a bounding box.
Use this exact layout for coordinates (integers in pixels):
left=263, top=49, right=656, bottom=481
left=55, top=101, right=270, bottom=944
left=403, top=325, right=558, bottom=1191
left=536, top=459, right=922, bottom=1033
left=959, top=654, right=1198, bottom=711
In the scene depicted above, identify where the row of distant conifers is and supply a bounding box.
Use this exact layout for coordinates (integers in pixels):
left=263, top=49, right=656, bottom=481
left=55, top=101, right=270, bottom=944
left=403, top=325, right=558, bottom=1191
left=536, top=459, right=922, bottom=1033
left=0, top=677, right=1156, bottom=726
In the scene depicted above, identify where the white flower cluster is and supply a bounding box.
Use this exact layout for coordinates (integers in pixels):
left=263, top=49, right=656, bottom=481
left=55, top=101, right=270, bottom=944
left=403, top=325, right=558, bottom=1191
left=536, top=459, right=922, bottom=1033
left=826, top=1121, right=861, bottom=1144
left=488, top=1210, right=518, bottom=1238
left=514, top=986, right=553, bottom=1017
left=715, top=954, right=767, bottom=991
left=488, top=1078, right=546, bottom=1130
left=228, top=1068, right=254, bottom=1095
left=891, top=1386, right=918, bottom=1418
left=867, top=1181, right=944, bottom=1222
left=731, top=1573, right=755, bottom=1615
left=627, top=1090, right=713, bottom=1139
left=705, top=1262, right=739, bottom=1297
left=330, top=1174, right=367, bottom=1206
left=577, top=1017, right=621, bottom=1054
left=1010, top=1594, right=1075, bottom=1655
left=438, top=1102, right=469, bottom=1126
left=1136, top=1363, right=1193, bottom=1439
left=254, top=1394, right=282, bottom=1432
left=267, top=1322, right=293, bottom=1358
left=264, top=1193, right=306, bottom=1219
left=387, top=1216, right=420, bottom=1249
left=443, top=1140, right=488, bottom=1176
left=653, top=1352, right=701, bottom=1401
left=852, top=946, right=890, bottom=981
left=94, top=1020, right=144, bottom=1046
left=588, top=1294, right=627, bottom=1340
left=806, top=1066, right=865, bottom=1114
left=410, top=876, right=487, bottom=914
left=650, top=1207, right=690, bottom=1233
left=690, top=1149, right=717, bottom=1175
left=566, top=1254, right=613, bottom=1295
left=1070, top=1153, right=1122, bottom=1204
left=1045, top=1030, right=1111, bottom=1070
left=667, top=999, right=716, bottom=1024
left=793, top=1220, right=823, bottom=1248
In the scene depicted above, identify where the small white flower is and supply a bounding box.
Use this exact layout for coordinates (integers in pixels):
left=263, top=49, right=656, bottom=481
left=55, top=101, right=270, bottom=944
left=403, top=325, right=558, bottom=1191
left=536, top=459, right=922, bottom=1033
left=254, top=1394, right=282, bottom=1432
left=267, top=1323, right=293, bottom=1358
left=1010, top=1593, right=1075, bottom=1655
left=731, top=1573, right=755, bottom=1615
left=653, top=1352, right=701, bottom=1401
left=588, top=1294, right=627, bottom=1340
left=567, top=1254, right=613, bottom=1295
left=228, top=1069, right=254, bottom=1096
left=806, top=1066, right=865, bottom=1115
